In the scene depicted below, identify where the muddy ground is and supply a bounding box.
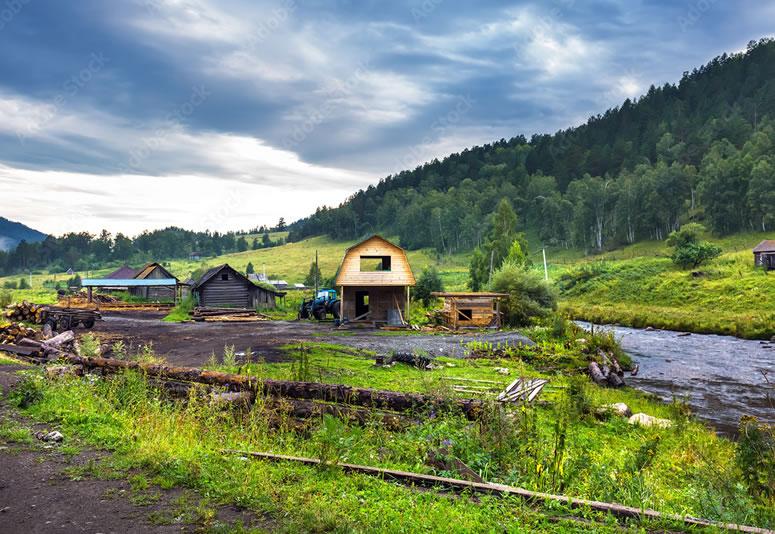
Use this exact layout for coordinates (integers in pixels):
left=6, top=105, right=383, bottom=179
left=0, top=365, right=268, bottom=533
left=90, top=312, right=534, bottom=366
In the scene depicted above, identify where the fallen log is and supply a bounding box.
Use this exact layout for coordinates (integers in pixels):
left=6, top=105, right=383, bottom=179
left=588, top=362, right=608, bottom=386
left=58, top=354, right=485, bottom=419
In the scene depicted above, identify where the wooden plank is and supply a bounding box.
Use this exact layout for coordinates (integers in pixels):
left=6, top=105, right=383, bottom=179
left=223, top=449, right=774, bottom=533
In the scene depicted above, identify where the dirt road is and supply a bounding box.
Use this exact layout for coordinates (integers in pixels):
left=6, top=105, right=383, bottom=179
left=90, top=312, right=534, bottom=366
left=0, top=365, right=266, bottom=533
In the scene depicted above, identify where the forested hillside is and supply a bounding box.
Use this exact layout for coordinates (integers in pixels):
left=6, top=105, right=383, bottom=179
left=289, top=38, right=775, bottom=253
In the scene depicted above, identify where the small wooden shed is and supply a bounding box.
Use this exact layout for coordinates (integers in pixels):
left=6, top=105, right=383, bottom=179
left=194, top=264, right=280, bottom=308
left=130, top=262, right=178, bottom=300
left=335, top=235, right=415, bottom=325
left=431, top=292, right=508, bottom=329
left=753, top=240, right=775, bottom=270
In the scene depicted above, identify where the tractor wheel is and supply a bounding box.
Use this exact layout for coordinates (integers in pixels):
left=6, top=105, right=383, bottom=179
left=82, top=318, right=95, bottom=329
left=299, top=304, right=311, bottom=320
left=59, top=316, right=72, bottom=330
left=329, top=300, right=341, bottom=320
left=313, top=306, right=326, bottom=321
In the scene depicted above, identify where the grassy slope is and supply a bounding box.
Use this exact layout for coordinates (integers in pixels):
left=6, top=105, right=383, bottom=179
left=2, top=231, right=772, bottom=337
left=551, top=231, right=775, bottom=338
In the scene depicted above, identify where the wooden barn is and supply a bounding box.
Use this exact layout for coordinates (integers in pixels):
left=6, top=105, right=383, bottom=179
left=335, top=235, right=415, bottom=325
left=431, top=292, right=507, bottom=329
left=753, top=240, right=775, bottom=270
left=130, top=262, right=178, bottom=300
left=194, top=264, right=281, bottom=308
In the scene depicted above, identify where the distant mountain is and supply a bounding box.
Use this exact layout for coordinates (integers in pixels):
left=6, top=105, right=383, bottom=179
left=0, top=217, right=47, bottom=251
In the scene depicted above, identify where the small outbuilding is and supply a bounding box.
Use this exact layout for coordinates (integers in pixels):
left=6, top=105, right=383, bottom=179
left=194, top=264, right=281, bottom=308
left=753, top=240, right=775, bottom=270
left=335, top=235, right=415, bottom=325
left=130, top=262, right=179, bottom=300
left=431, top=292, right=508, bottom=329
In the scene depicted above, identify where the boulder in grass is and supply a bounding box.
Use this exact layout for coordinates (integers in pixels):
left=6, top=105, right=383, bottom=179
left=628, top=413, right=672, bottom=428
left=596, top=402, right=632, bottom=418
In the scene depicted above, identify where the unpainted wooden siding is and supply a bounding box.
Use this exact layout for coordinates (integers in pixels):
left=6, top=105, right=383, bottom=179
left=199, top=271, right=252, bottom=308
left=340, top=285, right=406, bottom=322
left=441, top=296, right=497, bottom=327
left=335, top=236, right=415, bottom=286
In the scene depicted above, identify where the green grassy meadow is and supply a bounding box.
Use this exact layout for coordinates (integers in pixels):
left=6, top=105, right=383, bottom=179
left=2, top=231, right=773, bottom=337
left=5, top=334, right=773, bottom=531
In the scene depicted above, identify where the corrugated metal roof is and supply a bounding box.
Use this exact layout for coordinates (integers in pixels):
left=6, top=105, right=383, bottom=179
left=82, top=278, right=178, bottom=287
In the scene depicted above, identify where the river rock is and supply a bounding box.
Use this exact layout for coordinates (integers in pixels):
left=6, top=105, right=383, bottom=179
left=597, top=402, right=632, bottom=418
left=628, top=413, right=672, bottom=429
left=35, top=430, right=64, bottom=443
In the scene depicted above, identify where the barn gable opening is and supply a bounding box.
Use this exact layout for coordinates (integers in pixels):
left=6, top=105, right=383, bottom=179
left=221, top=273, right=229, bottom=281
left=359, top=255, right=391, bottom=272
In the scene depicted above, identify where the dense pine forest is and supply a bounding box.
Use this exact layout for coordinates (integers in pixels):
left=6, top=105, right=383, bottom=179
left=289, top=38, right=775, bottom=253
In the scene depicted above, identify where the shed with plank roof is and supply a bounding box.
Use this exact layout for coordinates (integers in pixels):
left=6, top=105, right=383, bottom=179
left=130, top=262, right=179, bottom=301
left=335, top=235, right=415, bottom=325
left=194, top=264, right=281, bottom=309
left=431, top=292, right=508, bottom=329
left=753, top=240, right=775, bottom=270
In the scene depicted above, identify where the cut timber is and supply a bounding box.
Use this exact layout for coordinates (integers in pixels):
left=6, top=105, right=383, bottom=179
left=224, top=449, right=774, bottom=534
left=58, top=354, right=485, bottom=419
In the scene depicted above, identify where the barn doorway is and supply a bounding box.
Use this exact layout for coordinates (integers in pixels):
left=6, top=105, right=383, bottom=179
left=355, top=291, right=370, bottom=318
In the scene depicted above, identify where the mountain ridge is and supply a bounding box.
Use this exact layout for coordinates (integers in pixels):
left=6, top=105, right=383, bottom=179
left=0, top=217, right=47, bottom=251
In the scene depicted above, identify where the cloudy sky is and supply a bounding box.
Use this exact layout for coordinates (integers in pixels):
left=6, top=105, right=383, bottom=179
left=0, top=0, right=772, bottom=236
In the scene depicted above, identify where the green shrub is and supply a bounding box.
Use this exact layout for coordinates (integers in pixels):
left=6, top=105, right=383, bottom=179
left=9, top=373, right=44, bottom=408
left=491, top=264, right=557, bottom=326
left=413, top=266, right=443, bottom=307
left=737, top=416, right=775, bottom=498
left=0, top=290, right=11, bottom=308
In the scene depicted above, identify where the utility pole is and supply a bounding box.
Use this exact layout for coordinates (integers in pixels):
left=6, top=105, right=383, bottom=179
left=315, top=250, right=319, bottom=294
left=487, top=249, right=494, bottom=288
left=542, top=248, right=549, bottom=282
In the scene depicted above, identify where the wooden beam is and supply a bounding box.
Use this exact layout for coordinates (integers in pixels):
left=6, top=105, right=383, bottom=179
left=223, top=449, right=773, bottom=534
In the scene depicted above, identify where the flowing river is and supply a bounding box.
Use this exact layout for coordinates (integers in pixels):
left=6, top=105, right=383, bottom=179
left=578, top=322, right=774, bottom=435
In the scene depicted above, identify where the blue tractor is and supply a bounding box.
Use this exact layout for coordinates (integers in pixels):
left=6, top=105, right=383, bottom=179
left=299, top=288, right=341, bottom=321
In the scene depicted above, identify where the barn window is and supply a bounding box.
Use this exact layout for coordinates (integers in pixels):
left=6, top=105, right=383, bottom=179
left=221, top=273, right=229, bottom=281
left=360, top=255, right=391, bottom=272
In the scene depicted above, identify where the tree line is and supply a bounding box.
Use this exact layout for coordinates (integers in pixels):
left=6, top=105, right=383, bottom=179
left=288, top=38, right=775, bottom=254
left=0, top=226, right=285, bottom=275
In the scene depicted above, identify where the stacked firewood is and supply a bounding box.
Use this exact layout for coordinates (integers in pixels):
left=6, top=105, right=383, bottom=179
left=190, top=307, right=267, bottom=321
left=4, top=301, right=47, bottom=323
left=0, top=322, right=37, bottom=344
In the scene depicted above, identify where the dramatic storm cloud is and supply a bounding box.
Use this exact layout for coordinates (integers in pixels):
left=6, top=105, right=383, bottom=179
left=0, top=0, right=771, bottom=234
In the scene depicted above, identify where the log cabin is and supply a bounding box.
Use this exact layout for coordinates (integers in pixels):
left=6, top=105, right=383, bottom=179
left=130, top=262, right=178, bottom=300
left=753, top=240, right=775, bottom=270
left=431, top=292, right=507, bottom=329
left=335, top=235, right=415, bottom=325
left=194, top=264, right=281, bottom=308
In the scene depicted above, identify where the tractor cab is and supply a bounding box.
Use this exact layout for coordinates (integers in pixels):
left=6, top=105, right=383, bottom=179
left=316, top=288, right=338, bottom=301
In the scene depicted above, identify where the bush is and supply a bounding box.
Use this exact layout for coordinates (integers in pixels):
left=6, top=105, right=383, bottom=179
left=0, top=290, right=11, bottom=308
left=17, top=277, right=30, bottom=290
left=671, top=241, right=722, bottom=269
left=414, top=266, right=443, bottom=307
left=737, top=416, right=775, bottom=498
left=491, top=264, right=557, bottom=326
left=3, top=280, right=17, bottom=289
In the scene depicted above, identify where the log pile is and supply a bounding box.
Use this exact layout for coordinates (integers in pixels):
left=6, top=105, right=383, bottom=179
left=56, top=353, right=485, bottom=420
left=1, top=330, right=75, bottom=361
left=0, top=323, right=37, bottom=344
left=4, top=301, right=47, bottom=323
left=190, top=307, right=268, bottom=322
